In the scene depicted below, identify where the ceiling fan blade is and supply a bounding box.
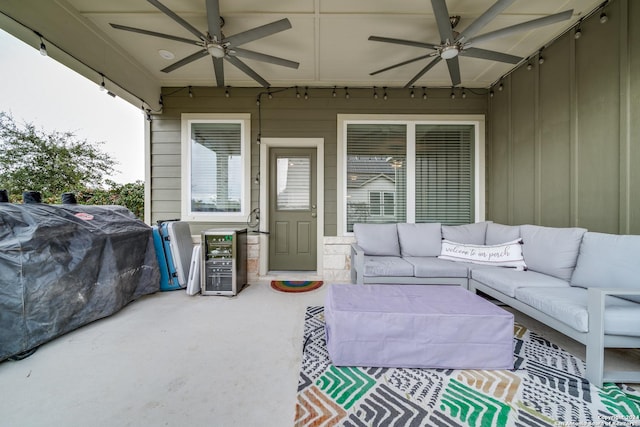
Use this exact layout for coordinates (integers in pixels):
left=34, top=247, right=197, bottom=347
left=224, top=18, right=292, bottom=47
left=109, top=24, right=200, bottom=45
left=160, top=50, right=208, bottom=73
left=370, top=53, right=437, bottom=76
left=230, top=48, right=299, bottom=69
left=405, top=56, right=442, bottom=88
left=205, top=0, right=223, bottom=41
left=446, top=56, right=461, bottom=86
left=461, top=47, right=521, bottom=64
left=225, top=55, right=270, bottom=87
left=431, top=0, right=454, bottom=43
left=457, top=0, right=516, bottom=42
left=368, top=36, right=439, bottom=50
left=469, top=9, right=573, bottom=45
left=147, top=0, right=206, bottom=41
left=212, top=56, right=224, bottom=87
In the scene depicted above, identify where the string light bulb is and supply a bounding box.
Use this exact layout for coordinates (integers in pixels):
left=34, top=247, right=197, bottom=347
left=332, top=86, right=337, bottom=97
left=344, top=87, right=350, bottom=99
left=295, top=86, right=301, bottom=99
left=599, top=11, right=608, bottom=23
left=450, top=88, right=456, bottom=99
left=188, top=86, right=193, bottom=98
left=490, top=90, right=495, bottom=98
left=99, top=74, right=106, bottom=92
left=461, top=88, right=467, bottom=99
left=304, top=87, right=309, bottom=100
left=527, top=62, right=533, bottom=71
left=225, top=86, right=230, bottom=98
left=35, top=31, right=47, bottom=56
left=422, top=87, right=427, bottom=100
left=574, top=21, right=582, bottom=39
left=498, top=82, right=504, bottom=91
left=39, top=39, right=47, bottom=56
left=373, top=87, right=378, bottom=99
left=268, top=90, right=273, bottom=99
left=410, top=87, right=415, bottom=99
left=383, top=87, right=388, bottom=100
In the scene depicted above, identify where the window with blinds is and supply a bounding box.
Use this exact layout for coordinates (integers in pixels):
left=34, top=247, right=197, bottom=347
left=415, top=124, right=474, bottom=225
left=190, top=122, right=242, bottom=213
left=343, top=120, right=475, bottom=231
left=346, top=124, right=406, bottom=232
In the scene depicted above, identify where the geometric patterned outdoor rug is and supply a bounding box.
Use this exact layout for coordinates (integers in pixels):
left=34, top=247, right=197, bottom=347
left=295, top=306, right=640, bottom=427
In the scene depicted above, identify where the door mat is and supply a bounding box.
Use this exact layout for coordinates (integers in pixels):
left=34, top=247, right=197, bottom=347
left=294, top=306, right=640, bottom=427
left=270, top=280, right=323, bottom=293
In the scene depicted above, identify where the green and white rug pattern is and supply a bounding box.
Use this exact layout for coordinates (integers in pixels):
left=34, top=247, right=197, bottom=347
left=295, top=306, right=640, bottom=427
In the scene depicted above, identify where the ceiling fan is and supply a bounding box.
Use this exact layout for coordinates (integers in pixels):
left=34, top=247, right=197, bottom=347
left=369, top=0, right=573, bottom=87
left=110, top=0, right=299, bottom=87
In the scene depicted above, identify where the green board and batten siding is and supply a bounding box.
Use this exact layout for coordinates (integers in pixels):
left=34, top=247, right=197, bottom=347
left=487, top=0, right=640, bottom=234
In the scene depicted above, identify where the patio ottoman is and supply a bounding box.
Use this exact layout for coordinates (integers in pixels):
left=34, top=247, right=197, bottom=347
left=324, top=284, right=514, bottom=369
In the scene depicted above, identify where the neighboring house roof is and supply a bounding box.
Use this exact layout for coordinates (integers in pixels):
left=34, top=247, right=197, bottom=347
left=347, top=158, right=399, bottom=188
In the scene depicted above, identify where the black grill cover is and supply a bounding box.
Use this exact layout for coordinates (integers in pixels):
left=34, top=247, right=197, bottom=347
left=0, top=204, right=160, bottom=361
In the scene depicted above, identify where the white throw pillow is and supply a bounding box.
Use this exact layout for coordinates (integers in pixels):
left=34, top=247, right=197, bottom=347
left=438, top=238, right=527, bottom=270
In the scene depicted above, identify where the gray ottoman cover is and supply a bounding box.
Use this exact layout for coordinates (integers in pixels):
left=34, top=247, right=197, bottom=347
left=324, top=284, right=514, bottom=369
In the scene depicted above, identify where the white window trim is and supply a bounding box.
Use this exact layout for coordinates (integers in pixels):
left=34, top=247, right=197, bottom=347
left=337, top=114, right=485, bottom=235
left=181, top=113, right=251, bottom=222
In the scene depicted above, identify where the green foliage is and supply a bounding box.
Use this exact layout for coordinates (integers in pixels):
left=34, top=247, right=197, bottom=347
left=0, top=112, right=144, bottom=219
left=77, top=180, right=145, bottom=219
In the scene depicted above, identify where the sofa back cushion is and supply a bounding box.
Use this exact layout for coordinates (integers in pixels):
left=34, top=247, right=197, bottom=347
left=571, top=232, right=640, bottom=303
left=441, top=221, right=490, bottom=245
left=353, top=223, right=400, bottom=256
left=520, top=225, right=587, bottom=281
left=397, top=223, right=442, bottom=257
left=485, top=223, right=521, bottom=245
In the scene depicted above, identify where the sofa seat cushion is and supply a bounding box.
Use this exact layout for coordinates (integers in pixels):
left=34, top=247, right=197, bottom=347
left=520, top=225, right=587, bottom=281
left=363, top=256, right=414, bottom=277
left=471, top=269, right=569, bottom=298
left=397, top=223, right=442, bottom=257
left=571, top=232, right=640, bottom=303
left=354, top=223, right=400, bottom=256
left=404, top=257, right=469, bottom=278
left=515, top=287, right=640, bottom=336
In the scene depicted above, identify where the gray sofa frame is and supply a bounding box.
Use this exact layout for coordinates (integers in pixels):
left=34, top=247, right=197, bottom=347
left=469, top=281, right=640, bottom=387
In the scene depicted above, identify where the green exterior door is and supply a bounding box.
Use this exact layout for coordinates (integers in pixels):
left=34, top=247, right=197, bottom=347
left=269, top=147, right=317, bottom=271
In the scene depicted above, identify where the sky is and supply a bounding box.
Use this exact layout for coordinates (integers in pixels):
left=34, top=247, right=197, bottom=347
left=0, top=29, right=144, bottom=184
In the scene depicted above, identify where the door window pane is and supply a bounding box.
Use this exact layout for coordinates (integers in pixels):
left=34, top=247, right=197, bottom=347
left=346, top=124, right=407, bottom=232
left=277, top=156, right=310, bottom=210
left=190, top=122, right=242, bottom=213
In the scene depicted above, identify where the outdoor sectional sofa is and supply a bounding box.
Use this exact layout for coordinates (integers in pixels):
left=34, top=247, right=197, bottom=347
left=350, top=221, right=640, bottom=387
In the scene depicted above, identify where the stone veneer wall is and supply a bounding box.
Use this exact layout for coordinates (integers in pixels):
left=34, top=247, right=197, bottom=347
left=246, top=235, right=354, bottom=284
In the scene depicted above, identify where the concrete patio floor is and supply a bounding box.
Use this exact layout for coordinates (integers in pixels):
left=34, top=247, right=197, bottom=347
left=1, top=282, right=639, bottom=427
